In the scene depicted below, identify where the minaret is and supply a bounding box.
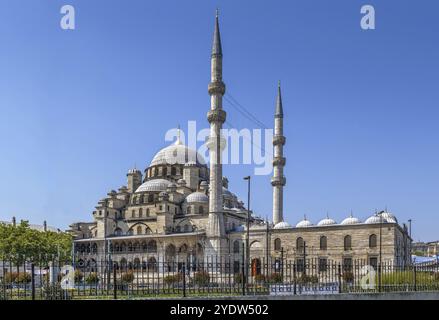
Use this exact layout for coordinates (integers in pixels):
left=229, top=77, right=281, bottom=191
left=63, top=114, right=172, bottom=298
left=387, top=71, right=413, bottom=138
left=206, top=10, right=226, bottom=243
left=272, top=82, right=286, bottom=225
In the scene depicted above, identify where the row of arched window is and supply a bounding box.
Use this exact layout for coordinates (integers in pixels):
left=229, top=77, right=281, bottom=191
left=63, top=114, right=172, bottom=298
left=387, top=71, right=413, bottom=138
left=272, top=234, right=378, bottom=252
left=186, top=205, right=205, bottom=214
left=132, top=194, right=155, bottom=205
left=147, top=166, right=179, bottom=178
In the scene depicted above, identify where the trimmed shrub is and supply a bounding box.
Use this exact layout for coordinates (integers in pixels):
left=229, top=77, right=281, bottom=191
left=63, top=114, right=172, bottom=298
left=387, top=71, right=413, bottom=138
left=74, top=270, right=84, bottom=283
left=342, top=271, right=354, bottom=283
left=193, top=271, right=210, bottom=286
left=269, top=273, right=283, bottom=284
left=297, top=274, right=318, bottom=284
left=234, top=273, right=244, bottom=284
left=4, top=272, right=19, bottom=284
left=16, top=272, right=31, bottom=284
left=163, top=273, right=182, bottom=286
left=254, top=274, right=266, bottom=283
left=85, top=272, right=99, bottom=284
left=121, top=270, right=135, bottom=283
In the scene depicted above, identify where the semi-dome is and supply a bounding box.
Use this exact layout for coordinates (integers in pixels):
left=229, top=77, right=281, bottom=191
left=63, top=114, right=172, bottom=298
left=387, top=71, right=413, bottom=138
left=296, top=217, right=313, bottom=228
left=150, top=138, right=206, bottom=167
left=273, top=221, right=291, bottom=229
left=135, top=179, right=171, bottom=193
left=185, top=192, right=209, bottom=203
left=317, top=216, right=337, bottom=226
left=340, top=214, right=361, bottom=225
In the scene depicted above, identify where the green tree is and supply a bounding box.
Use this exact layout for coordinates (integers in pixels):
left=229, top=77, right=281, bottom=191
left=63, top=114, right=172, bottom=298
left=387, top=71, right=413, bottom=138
left=0, top=221, right=72, bottom=264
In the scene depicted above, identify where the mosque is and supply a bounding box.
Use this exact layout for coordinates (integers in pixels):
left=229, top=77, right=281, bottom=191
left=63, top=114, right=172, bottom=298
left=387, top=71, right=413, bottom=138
left=69, top=12, right=412, bottom=273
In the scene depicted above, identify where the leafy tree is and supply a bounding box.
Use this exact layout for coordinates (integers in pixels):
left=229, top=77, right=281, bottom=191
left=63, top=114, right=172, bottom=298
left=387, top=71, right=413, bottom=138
left=0, top=221, right=72, bottom=264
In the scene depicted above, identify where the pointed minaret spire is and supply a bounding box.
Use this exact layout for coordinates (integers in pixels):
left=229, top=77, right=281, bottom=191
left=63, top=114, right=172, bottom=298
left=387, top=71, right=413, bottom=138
left=275, top=80, right=283, bottom=118
left=272, top=81, right=286, bottom=225
left=212, top=9, right=222, bottom=56
left=206, top=10, right=227, bottom=254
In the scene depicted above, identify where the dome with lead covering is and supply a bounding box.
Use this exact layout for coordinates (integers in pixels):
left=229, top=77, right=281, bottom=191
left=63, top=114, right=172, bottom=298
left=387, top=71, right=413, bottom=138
left=273, top=221, right=292, bottom=229
left=340, top=214, right=361, bottom=225
left=317, top=216, right=337, bottom=226
left=380, top=211, right=398, bottom=223
left=150, top=138, right=206, bottom=167
left=365, top=214, right=385, bottom=224
left=135, top=179, right=171, bottom=193
left=185, top=192, right=209, bottom=203
left=296, top=217, right=313, bottom=228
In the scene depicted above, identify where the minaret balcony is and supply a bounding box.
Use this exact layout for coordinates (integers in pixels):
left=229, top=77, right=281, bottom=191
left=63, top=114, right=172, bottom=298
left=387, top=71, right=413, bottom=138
left=271, top=176, right=286, bottom=186
left=272, top=156, right=286, bottom=167
left=207, top=109, right=227, bottom=124
left=273, top=135, right=286, bottom=146
left=208, top=81, right=226, bottom=95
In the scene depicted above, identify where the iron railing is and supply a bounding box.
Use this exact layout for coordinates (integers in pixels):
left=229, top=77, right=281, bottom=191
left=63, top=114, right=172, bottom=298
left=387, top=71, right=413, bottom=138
left=1, top=256, right=438, bottom=300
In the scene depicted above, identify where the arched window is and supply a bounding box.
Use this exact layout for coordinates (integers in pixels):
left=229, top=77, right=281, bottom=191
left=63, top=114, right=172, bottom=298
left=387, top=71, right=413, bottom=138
left=344, top=235, right=352, bottom=251
left=369, top=234, right=377, bottom=248
left=163, top=167, right=167, bottom=176
left=175, top=226, right=181, bottom=233
left=147, top=257, right=157, bottom=272
left=233, top=240, right=240, bottom=254
left=320, top=236, right=327, bottom=250
left=133, top=258, right=140, bottom=270
left=274, top=238, right=281, bottom=251
left=184, top=225, right=189, bottom=233
left=171, top=167, right=176, bottom=176
left=146, top=208, right=150, bottom=216
left=139, top=208, right=143, bottom=217
left=148, top=194, right=154, bottom=203
left=199, top=206, right=204, bottom=214
left=136, top=225, right=142, bottom=235
left=187, top=206, right=191, bottom=214
left=296, top=237, right=304, bottom=254
left=92, top=243, right=98, bottom=253
left=132, top=196, right=137, bottom=204
left=131, top=210, right=135, bottom=218
left=147, top=240, right=157, bottom=253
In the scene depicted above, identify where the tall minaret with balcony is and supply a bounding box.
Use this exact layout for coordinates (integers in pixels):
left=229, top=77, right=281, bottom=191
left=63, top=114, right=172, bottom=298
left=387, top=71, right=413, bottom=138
left=272, top=82, right=286, bottom=225
left=206, top=10, right=226, bottom=244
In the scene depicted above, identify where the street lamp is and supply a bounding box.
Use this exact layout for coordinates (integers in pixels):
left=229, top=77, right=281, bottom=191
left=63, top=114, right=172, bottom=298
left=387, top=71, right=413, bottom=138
left=243, top=176, right=251, bottom=289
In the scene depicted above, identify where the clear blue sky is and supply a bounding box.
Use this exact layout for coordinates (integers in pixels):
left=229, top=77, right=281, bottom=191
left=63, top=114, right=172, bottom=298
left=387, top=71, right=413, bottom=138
left=0, top=0, right=437, bottom=242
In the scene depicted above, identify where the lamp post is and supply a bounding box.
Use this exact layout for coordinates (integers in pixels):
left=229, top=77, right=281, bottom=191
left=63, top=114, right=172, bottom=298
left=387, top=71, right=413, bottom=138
left=243, top=176, right=251, bottom=288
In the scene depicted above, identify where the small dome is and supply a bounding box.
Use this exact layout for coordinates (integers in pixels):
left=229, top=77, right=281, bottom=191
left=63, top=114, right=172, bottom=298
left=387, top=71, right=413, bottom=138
left=273, top=221, right=291, bottom=229
left=135, top=179, right=171, bottom=193
left=340, top=215, right=361, bottom=225
left=296, top=216, right=313, bottom=228
left=200, top=181, right=209, bottom=186
left=380, top=211, right=398, bottom=223
left=177, top=179, right=186, bottom=186
left=365, top=214, right=385, bottom=224
left=317, top=217, right=337, bottom=226
left=186, top=192, right=209, bottom=203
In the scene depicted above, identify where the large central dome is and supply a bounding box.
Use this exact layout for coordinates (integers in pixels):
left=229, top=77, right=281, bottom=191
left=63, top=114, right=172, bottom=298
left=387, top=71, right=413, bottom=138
left=149, top=138, right=206, bottom=167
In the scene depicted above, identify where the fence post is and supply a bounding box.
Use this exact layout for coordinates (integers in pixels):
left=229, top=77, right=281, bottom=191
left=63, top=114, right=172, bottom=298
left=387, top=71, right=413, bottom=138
left=337, top=263, right=342, bottom=294
left=242, top=243, right=246, bottom=296
left=113, top=263, right=117, bottom=300
left=378, top=263, right=382, bottom=293
left=31, top=263, right=35, bottom=301
left=293, top=263, right=297, bottom=295
left=413, top=265, right=417, bottom=292
left=182, top=263, right=186, bottom=298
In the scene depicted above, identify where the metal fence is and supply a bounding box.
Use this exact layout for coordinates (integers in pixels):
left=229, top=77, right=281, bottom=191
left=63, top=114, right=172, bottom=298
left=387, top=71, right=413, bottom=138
left=1, top=256, right=438, bottom=300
